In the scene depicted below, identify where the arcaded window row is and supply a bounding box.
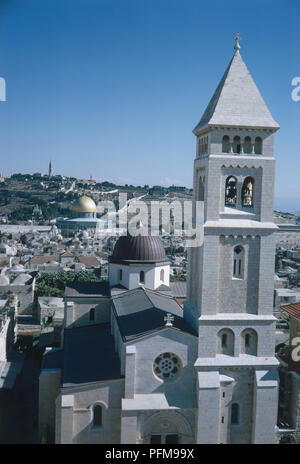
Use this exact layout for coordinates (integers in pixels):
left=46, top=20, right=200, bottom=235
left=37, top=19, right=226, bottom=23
left=222, top=135, right=262, bottom=154
left=217, top=328, right=258, bottom=356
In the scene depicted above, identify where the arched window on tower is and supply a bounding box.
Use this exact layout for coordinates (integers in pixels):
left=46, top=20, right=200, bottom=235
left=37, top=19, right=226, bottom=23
left=241, top=329, right=257, bottom=355
left=254, top=136, right=262, bottom=154
left=242, top=177, right=254, bottom=207
left=231, top=403, right=240, bottom=425
left=160, top=269, right=164, bottom=282
left=233, top=136, right=241, bottom=154
left=225, top=176, right=237, bottom=207
left=217, top=329, right=234, bottom=356
left=139, top=270, right=145, bottom=284
left=89, top=308, right=95, bottom=322
left=93, top=405, right=102, bottom=427
left=222, top=135, right=230, bottom=153
left=244, top=136, right=252, bottom=154
left=233, top=246, right=244, bottom=278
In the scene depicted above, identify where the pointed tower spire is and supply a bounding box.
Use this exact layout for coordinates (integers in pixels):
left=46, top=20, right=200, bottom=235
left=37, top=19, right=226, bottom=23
left=193, top=36, right=279, bottom=133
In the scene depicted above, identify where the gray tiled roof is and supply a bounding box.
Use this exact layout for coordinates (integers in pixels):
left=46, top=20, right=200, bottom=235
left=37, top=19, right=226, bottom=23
left=169, top=281, right=187, bottom=298
left=65, top=281, right=110, bottom=298
left=62, top=323, right=122, bottom=386
left=111, top=287, right=196, bottom=341
left=193, top=51, right=279, bottom=132
left=110, top=284, right=128, bottom=297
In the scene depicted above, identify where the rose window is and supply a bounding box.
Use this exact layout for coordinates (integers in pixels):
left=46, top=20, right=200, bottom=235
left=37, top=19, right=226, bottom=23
left=153, top=353, right=181, bottom=381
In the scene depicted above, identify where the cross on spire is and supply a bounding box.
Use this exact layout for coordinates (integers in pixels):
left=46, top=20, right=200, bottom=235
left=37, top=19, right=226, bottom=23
left=164, top=313, right=174, bottom=327
left=234, top=33, right=242, bottom=51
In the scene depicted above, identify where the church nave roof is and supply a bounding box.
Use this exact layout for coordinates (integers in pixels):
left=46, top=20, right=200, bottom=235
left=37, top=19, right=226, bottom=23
left=111, top=287, right=197, bottom=341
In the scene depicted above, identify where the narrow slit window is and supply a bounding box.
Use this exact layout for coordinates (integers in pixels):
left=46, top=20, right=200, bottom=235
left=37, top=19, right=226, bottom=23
left=93, top=405, right=102, bottom=426
left=139, top=270, right=145, bottom=284
left=233, top=246, right=244, bottom=278
left=89, top=308, right=95, bottom=322
left=231, top=403, right=239, bottom=425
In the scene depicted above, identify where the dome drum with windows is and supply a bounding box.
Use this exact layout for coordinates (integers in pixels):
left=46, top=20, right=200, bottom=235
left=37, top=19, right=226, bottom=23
left=109, top=234, right=171, bottom=291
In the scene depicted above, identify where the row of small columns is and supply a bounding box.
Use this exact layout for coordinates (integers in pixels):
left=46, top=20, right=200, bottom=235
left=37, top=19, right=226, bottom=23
left=226, top=142, right=256, bottom=154
left=223, top=136, right=262, bottom=155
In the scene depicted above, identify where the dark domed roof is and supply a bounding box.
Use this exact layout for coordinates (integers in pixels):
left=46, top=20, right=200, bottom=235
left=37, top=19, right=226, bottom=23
left=110, top=235, right=168, bottom=263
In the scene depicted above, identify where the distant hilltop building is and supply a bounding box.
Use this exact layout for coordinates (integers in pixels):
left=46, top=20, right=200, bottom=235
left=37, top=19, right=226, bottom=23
left=56, top=195, right=110, bottom=235
left=49, top=161, right=53, bottom=178
left=77, top=178, right=96, bottom=186
left=32, top=204, right=43, bottom=221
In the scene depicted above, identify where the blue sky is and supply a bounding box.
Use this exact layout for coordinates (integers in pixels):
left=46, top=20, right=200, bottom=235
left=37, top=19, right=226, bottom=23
left=0, top=0, right=299, bottom=212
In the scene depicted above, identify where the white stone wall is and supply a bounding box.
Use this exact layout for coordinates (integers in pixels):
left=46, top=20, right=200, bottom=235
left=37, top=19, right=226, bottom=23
left=0, top=317, right=9, bottom=362
left=225, top=368, right=254, bottom=444
left=64, top=297, right=110, bottom=328
left=132, top=331, right=197, bottom=398
left=56, top=380, right=124, bottom=444
left=218, top=236, right=260, bottom=314
left=195, top=371, right=220, bottom=443
left=39, top=368, right=61, bottom=443
left=197, top=317, right=276, bottom=358
left=251, top=368, right=279, bottom=443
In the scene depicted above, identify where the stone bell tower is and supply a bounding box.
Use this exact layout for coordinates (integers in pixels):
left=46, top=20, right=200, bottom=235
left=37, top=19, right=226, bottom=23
left=184, top=34, right=280, bottom=443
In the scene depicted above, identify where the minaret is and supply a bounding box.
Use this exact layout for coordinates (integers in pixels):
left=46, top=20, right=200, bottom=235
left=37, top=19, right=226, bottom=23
left=185, top=35, right=280, bottom=444
left=49, top=160, right=53, bottom=178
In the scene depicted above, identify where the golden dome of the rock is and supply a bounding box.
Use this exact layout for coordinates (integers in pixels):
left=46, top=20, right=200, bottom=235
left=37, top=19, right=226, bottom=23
left=72, top=196, right=97, bottom=213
